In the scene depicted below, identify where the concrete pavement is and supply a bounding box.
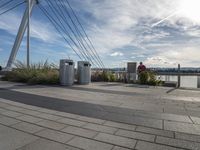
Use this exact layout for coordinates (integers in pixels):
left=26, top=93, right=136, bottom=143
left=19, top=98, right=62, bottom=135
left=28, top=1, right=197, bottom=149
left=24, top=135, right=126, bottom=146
left=0, top=81, right=200, bottom=149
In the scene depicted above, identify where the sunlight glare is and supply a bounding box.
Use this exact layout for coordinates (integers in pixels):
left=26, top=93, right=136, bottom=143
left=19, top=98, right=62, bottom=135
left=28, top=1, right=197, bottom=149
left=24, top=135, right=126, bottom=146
left=179, top=0, right=200, bottom=23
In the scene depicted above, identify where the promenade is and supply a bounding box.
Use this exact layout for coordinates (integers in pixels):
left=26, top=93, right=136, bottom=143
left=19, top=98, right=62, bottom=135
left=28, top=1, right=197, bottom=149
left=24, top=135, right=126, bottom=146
left=0, top=81, right=200, bottom=150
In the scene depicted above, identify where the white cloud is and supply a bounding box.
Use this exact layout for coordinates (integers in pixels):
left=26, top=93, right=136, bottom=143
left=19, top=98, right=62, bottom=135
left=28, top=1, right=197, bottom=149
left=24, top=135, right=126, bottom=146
left=0, top=11, right=60, bottom=43
left=110, top=52, right=124, bottom=57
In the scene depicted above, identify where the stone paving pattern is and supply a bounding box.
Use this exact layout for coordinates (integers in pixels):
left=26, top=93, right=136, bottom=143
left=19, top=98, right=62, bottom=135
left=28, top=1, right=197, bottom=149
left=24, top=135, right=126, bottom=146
left=0, top=81, right=200, bottom=149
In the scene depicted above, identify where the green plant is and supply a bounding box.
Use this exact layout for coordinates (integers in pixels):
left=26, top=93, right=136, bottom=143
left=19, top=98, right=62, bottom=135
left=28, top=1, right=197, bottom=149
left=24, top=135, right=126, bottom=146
left=139, top=71, right=149, bottom=84
left=3, top=60, right=59, bottom=85
left=138, top=71, right=162, bottom=86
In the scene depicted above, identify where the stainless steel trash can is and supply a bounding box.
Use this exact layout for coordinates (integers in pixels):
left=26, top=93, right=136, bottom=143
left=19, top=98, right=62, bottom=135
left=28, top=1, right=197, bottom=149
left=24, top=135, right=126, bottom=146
left=77, top=61, right=91, bottom=84
left=59, top=59, right=74, bottom=86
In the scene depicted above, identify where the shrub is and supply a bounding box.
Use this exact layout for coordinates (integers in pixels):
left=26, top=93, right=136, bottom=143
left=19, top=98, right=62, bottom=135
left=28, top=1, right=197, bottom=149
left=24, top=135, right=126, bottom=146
left=91, top=71, right=117, bottom=82
left=139, top=71, right=149, bottom=84
left=139, top=71, right=162, bottom=86
left=3, top=61, right=59, bottom=85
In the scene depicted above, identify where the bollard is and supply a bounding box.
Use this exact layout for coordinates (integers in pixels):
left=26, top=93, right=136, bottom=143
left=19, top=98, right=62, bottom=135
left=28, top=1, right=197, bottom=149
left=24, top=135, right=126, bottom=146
left=177, top=64, right=181, bottom=88
left=198, top=76, right=200, bottom=88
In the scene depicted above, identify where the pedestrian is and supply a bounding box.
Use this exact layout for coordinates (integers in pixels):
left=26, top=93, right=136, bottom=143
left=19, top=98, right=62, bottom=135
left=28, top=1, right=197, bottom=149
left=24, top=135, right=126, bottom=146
left=137, top=62, right=146, bottom=74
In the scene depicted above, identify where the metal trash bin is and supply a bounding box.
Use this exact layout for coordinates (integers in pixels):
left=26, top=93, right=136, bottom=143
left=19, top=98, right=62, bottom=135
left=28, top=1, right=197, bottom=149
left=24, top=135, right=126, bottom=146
left=77, top=61, right=91, bottom=84
left=59, top=59, right=74, bottom=86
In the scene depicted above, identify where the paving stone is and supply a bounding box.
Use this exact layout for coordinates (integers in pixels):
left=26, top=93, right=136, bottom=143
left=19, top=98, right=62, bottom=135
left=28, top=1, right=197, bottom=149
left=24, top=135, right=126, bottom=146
left=67, top=137, right=113, bottom=150
left=0, top=116, right=21, bottom=126
left=33, top=113, right=62, bottom=121
left=17, top=138, right=80, bottom=150
left=175, top=132, right=200, bottom=143
left=12, top=122, right=44, bottom=134
left=57, top=118, right=87, bottom=127
left=77, top=116, right=105, bottom=124
left=35, top=129, right=74, bottom=143
left=0, top=102, right=11, bottom=108
left=17, top=115, right=43, bottom=123
left=6, top=106, right=26, bottom=112
left=135, top=141, right=184, bottom=150
left=38, top=108, right=58, bottom=114
left=62, top=126, right=98, bottom=138
left=0, top=107, right=6, bottom=113
left=36, top=120, right=67, bottom=130
left=134, top=111, right=192, bottom=123
left=94, top=133, right=137, bottom=149
left=191, top=117, right=200, bottom=124
left=1, top=110, right=23, bottom=117
left=55, top=112, right=80, bottom=119
left=156, top=136, right=200, bottom=150
left=136, top=126, right=174, bottom=138
left=104, top=121, right=136, bottom=131
left=112, top=146, right=131, bottom=150
left=20, top=109, right=41, bottom=116
left=83, top=123, right=118, bottom=134
left=164, top=120, right=200, bottom=135
left=115, top=129, right=155, bottom=142
left=0, top=124, right=39, bottom=150
left=104, top=113, right=163, bottom=129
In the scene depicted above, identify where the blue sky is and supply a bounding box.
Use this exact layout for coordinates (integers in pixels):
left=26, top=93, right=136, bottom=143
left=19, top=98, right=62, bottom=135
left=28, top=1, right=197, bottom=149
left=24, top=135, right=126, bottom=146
left=1, top=0, right=200, bottom=68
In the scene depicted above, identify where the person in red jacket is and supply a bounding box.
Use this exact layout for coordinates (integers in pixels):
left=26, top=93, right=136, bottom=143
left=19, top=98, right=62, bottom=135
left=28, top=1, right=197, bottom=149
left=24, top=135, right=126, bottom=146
left=137, top=62, right=146, bottom=73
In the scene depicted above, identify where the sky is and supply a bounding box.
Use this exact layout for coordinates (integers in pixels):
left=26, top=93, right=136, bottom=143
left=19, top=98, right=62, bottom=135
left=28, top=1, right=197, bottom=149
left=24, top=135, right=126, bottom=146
left=0, top=0, right=200, bottom=68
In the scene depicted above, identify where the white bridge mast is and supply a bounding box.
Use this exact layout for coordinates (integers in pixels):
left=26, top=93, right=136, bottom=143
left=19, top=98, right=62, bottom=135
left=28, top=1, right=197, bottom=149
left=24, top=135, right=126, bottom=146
left=5, top=0, right=38, bottom=70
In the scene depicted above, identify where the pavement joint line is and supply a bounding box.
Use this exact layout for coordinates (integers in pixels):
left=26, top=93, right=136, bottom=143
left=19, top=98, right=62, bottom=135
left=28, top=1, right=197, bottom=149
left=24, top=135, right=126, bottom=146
left=2, top=103, right=200, bottom=142
left=133, top=140, right=138, bottom=150
left=0, top=121, right=134, bottom=150
left=0, top=122, right=84, bottom=150
left=0, top=114, right=191, bottom=150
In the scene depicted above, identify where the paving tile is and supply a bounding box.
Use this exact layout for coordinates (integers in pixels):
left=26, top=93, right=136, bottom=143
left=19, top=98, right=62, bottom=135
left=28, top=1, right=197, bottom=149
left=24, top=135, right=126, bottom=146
left=0, top=107, right=6, bottom=113
left=0, top=116, right=21, bottom=126
left=12, top=122, right=44, bottom=133
left=38, top=108, right=58, bottom=114
left=191, top=117, right=200, bottom=124
left=156, top=136, right=200, bottom=150
left=17, top=138, right=80, bottom=150
left=77, top=116, right=105, bottom=124
left=1, top=110, right=23, bottom=117
left=0, top=124, right=39, bottom=150
left=135, top=141, right=184, bottom=150
left=112, top=146, right=131, bottom=150
left=17, top=115, right=43, bottom=123
left=104, top=121, right=136, bottom=131
left=134, top=111, right=192, bottom=123
left=115, top=129, right=155, bottom=142
left=20, top=109, right=41, bottom=116
left=33, top=113, right=62, bottom=121
left=62, top=126, right=98, bottom=138
left=6, top=106, right=26, bottom=112
left=67, top=137, right=113, bottom=150
left=57, top=118, right=87, bottom=127
left=36, top=120, right=67, bottom=130
left=136, top=126, right=174, bottom=138
left=55, top=112, right=80, bottom=119
left=35, top=129, right=74, bottom=143
left=94, top=133, right=137, bottom=149
left=83, top=123, right=118, bottom=134
left=0, top=102, right=11, bottom=108
left=164, top=120, right=200, bottom=135
left=175, top=132, right=200, bottom=143
left=104, top=113, right=163, bottom=129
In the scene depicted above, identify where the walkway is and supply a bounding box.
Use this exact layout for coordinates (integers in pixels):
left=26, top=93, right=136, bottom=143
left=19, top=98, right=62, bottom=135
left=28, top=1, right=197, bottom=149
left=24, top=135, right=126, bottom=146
left=1, top=81, right=200, bottom=149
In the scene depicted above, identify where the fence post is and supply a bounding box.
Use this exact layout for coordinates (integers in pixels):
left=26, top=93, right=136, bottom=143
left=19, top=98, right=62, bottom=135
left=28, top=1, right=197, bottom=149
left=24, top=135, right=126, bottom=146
left=198, top=76, right=200, bottom=88
left=177, top=64, right=181, bottom=88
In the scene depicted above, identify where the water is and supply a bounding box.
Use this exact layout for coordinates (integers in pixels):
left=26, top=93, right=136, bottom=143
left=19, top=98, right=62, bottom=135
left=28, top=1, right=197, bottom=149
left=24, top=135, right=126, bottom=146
left=158, top=75, right=199, bottom=88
